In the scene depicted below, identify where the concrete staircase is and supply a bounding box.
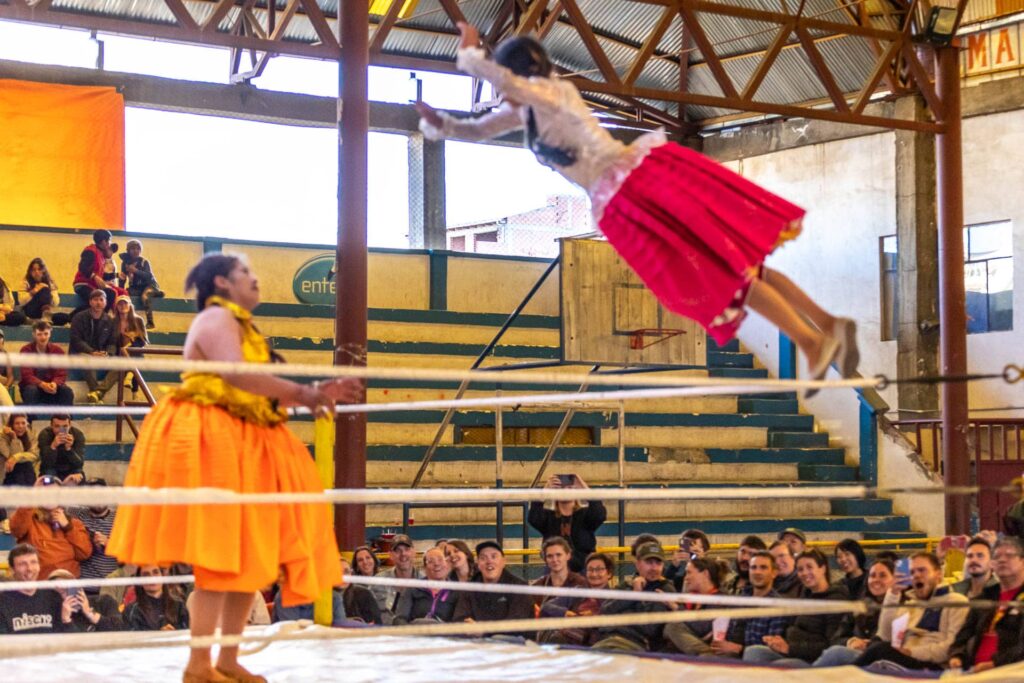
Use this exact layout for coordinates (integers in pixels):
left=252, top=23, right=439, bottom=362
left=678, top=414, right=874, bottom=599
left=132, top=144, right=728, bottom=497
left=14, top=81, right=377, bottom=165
left=1, top=298, right=919, bottom=552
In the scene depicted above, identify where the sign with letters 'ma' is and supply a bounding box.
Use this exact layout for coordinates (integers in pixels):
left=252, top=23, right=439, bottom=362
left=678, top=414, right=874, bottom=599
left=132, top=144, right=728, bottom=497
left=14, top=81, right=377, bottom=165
left=292, top=253, right=336, bottom=305
left=962, top=22, right=1023, bottom=77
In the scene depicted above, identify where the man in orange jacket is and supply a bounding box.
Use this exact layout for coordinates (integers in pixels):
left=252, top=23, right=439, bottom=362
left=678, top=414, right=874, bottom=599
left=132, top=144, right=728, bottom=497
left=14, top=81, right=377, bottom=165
left=11, top=475, right=92, bottom=578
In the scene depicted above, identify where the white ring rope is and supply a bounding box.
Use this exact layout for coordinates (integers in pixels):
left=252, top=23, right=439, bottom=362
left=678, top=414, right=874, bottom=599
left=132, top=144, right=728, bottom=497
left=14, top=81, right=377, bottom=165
left=0, top=379, right=871, bottom=418
left=0, top=603, right=865, bottom=659
left=0, top=350, right=875, bottom=392
left=0, top=484, right=878, bottom=508
left=0, top=575, right=196, bottom=593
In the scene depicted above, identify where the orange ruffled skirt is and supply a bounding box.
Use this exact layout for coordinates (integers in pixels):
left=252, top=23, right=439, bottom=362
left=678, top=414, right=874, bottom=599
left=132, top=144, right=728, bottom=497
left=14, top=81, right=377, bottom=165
left=107, top=399, right=341, bottom=606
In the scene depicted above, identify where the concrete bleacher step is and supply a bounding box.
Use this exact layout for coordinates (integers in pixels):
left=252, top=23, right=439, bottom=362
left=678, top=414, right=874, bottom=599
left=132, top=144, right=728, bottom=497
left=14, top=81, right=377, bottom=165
left=770, top=431, right=831, bottom=448
left=737, top=397, right=800, bottom=414
left=707, top=351, right=754, bottom=369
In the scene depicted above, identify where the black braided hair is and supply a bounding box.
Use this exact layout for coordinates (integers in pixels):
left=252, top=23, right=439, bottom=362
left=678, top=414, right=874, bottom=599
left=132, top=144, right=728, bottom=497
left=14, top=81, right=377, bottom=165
left=493, top=36, right=578, bottom=169
left=184, top=253, right=241, bottom=311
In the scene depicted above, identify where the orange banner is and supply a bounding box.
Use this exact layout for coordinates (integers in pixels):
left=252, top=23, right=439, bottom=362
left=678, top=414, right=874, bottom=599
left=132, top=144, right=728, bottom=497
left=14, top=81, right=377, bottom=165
left=0, top=79, right=124, bottom=230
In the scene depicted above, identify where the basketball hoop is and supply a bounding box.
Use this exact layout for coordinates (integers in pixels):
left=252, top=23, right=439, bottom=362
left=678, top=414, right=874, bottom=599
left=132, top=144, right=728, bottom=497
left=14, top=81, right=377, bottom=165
left=629, top=328, right=685, bottom=350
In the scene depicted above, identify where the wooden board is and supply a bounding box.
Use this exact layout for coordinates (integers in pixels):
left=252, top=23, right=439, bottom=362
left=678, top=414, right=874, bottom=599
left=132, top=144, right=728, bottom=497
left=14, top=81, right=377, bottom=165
left=560, top=238, right=706, bottom=366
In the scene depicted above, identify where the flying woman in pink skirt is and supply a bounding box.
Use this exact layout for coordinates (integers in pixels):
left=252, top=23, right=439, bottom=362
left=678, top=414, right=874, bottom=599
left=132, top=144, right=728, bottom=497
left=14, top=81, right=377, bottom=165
left=417, top=23, right=859, bottom=395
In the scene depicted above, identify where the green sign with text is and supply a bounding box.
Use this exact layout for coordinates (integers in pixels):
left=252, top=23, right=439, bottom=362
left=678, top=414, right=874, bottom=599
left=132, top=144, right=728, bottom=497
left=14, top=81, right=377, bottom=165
left=292, top=253, right=336, bottom=305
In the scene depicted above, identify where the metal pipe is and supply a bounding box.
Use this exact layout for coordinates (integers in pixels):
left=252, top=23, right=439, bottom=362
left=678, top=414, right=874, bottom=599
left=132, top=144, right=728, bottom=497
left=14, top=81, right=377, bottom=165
left=530, top=365, right=601, bottom=488
left=618, top=401, right=626, bottom=549
left=936, top=42, right=970, bottom=534
left=334, top=0, right=370, bottom=551
left=496, top=388, right=504, bottom=546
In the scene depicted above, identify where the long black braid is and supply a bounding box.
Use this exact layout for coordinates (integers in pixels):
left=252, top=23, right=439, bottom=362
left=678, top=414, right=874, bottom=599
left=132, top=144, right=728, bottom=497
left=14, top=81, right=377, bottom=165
left=493, top=36, right=578, bottom=169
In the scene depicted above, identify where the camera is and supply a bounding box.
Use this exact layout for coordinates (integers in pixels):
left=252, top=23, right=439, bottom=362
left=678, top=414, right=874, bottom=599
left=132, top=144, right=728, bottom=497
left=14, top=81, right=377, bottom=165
left=109, top=242, right=119, bottom=254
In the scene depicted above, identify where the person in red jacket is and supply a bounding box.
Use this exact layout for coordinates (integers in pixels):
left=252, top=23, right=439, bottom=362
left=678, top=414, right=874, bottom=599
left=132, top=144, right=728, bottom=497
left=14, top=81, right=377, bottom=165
left=11, top=475, right=93, bottom=578
left=19, top=320, right=74, bottom=407
left=73, top=229, right=125, bottom=312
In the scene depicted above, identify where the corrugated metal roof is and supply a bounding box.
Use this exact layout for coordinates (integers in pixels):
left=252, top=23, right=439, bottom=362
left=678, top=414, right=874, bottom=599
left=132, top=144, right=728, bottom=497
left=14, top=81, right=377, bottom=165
left=34, top=0, right=909, bottom=125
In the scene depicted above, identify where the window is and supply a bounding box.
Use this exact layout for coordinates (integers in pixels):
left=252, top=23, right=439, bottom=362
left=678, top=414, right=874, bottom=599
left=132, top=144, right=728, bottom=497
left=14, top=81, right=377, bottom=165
left=965, top=221, right=1013, bottom=334
left=880, top=235, right=898, bottom=341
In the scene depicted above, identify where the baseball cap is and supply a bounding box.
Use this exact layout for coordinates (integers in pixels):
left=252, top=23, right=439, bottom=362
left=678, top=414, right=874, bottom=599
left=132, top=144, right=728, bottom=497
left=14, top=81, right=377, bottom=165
left=778, top=528, right=807, bottom=544
left=636, top=541, right=665, bottom=562
left=89, top=289, right=107, bottom=301
left=391, top=534, right=413, bottom=549
left=475, top=540, right=504, bottom=556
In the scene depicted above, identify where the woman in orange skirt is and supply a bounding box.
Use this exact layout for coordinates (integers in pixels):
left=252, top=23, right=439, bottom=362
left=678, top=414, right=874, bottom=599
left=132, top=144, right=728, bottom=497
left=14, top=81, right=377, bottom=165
left=107, top=253, right=361, bottom=683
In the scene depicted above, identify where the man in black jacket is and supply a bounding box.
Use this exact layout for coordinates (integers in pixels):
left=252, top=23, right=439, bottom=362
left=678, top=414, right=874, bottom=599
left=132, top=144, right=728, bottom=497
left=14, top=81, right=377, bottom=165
left=528, top=474, right=606, bottom=573
left=69, top=289, right=118, bottom=404
left=949, top=537, right=1024, bottom=672
left=452, top=541, right=533, bottom=635
left=38, top=414, right=87, bottom=484
left=593, top=541, right=677, bottom=652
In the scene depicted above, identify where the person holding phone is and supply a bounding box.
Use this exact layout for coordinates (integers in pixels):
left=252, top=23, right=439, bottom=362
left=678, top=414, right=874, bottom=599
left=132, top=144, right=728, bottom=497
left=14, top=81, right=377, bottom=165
left=665, top=528, right=710, bottom=592
left=38, top=414, right=87, bottom=484
left=10, top=475, right=93, bottom=579
left=48, top=568, right=122, bottom=632
left=528, top=472, right=607, bottom=573
left=855, top=552, right=969, bottom=670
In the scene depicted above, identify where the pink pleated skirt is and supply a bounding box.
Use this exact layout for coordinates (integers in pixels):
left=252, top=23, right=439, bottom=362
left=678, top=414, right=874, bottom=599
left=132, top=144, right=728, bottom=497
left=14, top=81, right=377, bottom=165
left=597, top=142, right=805, bottom=345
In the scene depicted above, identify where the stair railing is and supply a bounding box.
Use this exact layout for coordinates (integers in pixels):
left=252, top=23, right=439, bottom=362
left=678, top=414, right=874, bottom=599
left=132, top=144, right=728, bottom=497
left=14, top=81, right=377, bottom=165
left=410, top=257, right=559, bottom=489
left=115, top=345, right=178, bottom=442
left=529, top=364, right=601, bottom=488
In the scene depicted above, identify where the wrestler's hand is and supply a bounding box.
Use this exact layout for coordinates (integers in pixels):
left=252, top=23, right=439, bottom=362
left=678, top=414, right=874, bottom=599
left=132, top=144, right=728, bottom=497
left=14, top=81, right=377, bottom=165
left=414, top=101, right=444, bottom=129
left=317, top=378, right=363, bottom=405
left=456, top=21, right=480, bottom=50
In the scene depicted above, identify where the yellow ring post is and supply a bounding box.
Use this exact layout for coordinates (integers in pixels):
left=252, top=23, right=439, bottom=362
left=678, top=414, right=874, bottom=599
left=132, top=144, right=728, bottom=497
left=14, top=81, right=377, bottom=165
left=313, top=416, right=335, bottom=627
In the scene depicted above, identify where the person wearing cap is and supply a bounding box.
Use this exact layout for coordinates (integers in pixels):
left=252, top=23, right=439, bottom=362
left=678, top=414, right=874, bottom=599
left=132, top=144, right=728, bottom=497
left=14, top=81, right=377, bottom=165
left=376, top=534, right=423, bottom=622
left=117, top=238, right=164, bottom=330
left=48, top=568, right=124, bottom=632
left=19, top=320, right=74, bottom=407
left=10, top=475, right=93, bottom=579
left=592, top=541, right=677, bottom=652
left=73, top=228, right=126, bottom=310
left=69, top=288, right=119, bottom=404
left=114, top=294, right=149, bottom=396
left=452, top=540, right=533, bottom=632
left=778, top=528, right=807, bottom=556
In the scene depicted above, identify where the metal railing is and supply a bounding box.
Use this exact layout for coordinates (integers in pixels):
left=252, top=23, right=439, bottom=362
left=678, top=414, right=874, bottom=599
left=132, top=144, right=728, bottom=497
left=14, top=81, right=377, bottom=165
left=114, top=345, right=179, bottom=442
left=889, top=417, right=1024, bottom=473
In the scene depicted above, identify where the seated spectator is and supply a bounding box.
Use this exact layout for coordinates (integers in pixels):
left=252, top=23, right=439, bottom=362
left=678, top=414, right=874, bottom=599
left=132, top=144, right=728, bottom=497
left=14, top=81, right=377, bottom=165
left=70, top=289, right=118, bottom=404
left=123, top=565, right=189, bottom=631
left=377, top=534, right=423, bottom=622
left=19, top=320, right=74, bottom=407
left=813, top=558, right=897, bottom=667
left=743, top=549, right=849, bottom=667
left=0, top=275, right=27, bottom=327
left=541, top=552, right=618, bottom=647
left=1005, top=477, right=1024, bottom=542
left=117, top=239, right=164, bottom=330
left=444, top=539, right=476, bottom=582
left=69, top=478, right=119, bottom=593
left=952, top=536, right=998, bottom=599
left=99, top=563, right=139, bottom=606
left=0, top=544, right=65, bottom=634
left=72, top=229, right=125, bottom=312
left=712, top=550, right=788, bottom=658
left=340, top=556, right=382, bottom=625
left=949, top=537, right=1024, bottom=672
left=393, top=547, right=458, bottom=625
left=664, top=557, right=729, bottom=656
left=664, top=528, right=710, bottom=592
left=270, top=566, right=346, bottom=626
left=778, top=528, right=807, bottom=556
left=39, top=414, right=87, bottom=484
left=114, top=294, right=148, bottom=396
left=452, top=541, right=533, bottom=633
left=724, top=534, right=766, bottom=594
left=48, top=568, right=123, bottom=632
left=352, top=545, right=388, bottom=615
left=583, top=552, right=615, bottom=593
left=0, top=329, right=15, bottom=407
left=532, top=536, right=587, bottom=615
left=592, top=541, right=676, bottom=652
left=529, top=473, right=606, bottom=573
left=835, top=539, right=867, bottom=598
left=2, top=413, right=40, bottom=488
left=769, top=540, right=802, bottom=598
left=854, top=551, right=968, bottom=671
left=19, top=258, right=69, bottom=325
left=10, top=475, right=93, bottom=578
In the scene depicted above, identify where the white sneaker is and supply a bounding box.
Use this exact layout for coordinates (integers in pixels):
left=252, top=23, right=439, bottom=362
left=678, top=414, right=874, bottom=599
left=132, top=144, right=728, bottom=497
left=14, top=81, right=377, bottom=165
left=805, top=335, right=841, bottom=399
left=833, top=317, right=860, bottom=378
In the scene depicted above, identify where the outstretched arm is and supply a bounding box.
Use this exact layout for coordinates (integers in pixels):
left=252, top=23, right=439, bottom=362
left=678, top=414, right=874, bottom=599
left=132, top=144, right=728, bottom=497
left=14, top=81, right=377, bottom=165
left=416, top=101, right=522, bottom=142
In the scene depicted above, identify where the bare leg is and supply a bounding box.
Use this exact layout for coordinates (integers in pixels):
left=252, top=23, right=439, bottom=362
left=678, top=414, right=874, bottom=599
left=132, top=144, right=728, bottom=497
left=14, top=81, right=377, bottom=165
left=186, top=589, right=230, bottom=681
left=215, top=591, right=263, bottom=681
left=746, top=278, right=824, bottom=367
left=761, top=267, right=836, bottom=332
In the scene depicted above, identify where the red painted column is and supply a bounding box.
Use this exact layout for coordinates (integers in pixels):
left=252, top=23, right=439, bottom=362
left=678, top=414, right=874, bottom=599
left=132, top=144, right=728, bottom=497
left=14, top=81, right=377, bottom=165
left=935, top=43, right=970, bottom=535
left=334, top=0, right=369, bottom=551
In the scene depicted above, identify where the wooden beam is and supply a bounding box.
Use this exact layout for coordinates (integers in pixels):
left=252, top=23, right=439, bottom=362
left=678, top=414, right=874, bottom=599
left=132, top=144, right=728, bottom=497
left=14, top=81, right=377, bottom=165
left=795, top=24, right=850, bottom=112
left=561, top=0, right=620, bottom=84
left=624, top=4, right=676, bottom=86
left=202, top=0, right=237, bottom=33
left=536, top=0, right=563, bottom=39
left=678, top=3, right=737, bottom=98
left=370, top=0, right=405, bottom=54
left=302, top=0, right=340, bottom=50
left=514, top=0, right=550, bottom=35
left=853, top=36, right=903, bottom=113
left=901, top=42, right=944, bottom=120
left=741, top=22, right=792, bottom=101
left=437, top=0, right=468, bottom=27
left=164, top=0, right=199, bottom=31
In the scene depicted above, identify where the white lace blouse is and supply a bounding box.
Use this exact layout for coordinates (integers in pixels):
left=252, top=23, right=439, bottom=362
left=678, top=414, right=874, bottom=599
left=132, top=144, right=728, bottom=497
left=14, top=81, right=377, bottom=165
left=419, top=47, right=666, bottom=218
